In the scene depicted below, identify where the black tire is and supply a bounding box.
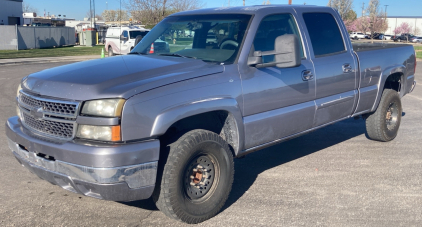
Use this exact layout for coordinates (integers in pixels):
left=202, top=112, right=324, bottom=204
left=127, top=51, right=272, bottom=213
left=365, top=89, right=402, bottom=142
left=108, top=46, right=114, bottom=57
left=153, top=129, right=234, bottom=224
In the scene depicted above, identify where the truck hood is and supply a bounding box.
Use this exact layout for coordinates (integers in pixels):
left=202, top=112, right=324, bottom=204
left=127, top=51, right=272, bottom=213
left=22, top=55, right=224, bottom=100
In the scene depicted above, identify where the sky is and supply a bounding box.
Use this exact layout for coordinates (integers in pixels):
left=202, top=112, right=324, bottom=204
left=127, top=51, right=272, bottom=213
left=24, top=0, right=422, bottom=21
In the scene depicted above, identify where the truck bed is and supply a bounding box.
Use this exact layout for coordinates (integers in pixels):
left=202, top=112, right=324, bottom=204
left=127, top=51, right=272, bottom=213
left=352, top=43, right=411, bottom=52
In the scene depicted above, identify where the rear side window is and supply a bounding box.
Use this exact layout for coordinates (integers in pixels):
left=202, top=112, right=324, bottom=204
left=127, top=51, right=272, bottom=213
left=303, top=13, right=345, bottom=57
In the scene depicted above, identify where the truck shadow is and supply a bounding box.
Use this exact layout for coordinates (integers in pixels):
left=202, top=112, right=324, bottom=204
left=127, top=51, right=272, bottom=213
left=222, top=118, right=367, bottom=212
left=121, top=118, right=368, bottom=212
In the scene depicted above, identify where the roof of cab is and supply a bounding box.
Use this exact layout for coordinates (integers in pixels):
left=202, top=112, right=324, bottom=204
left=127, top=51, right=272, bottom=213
left=171, top=5, right=326, bottom=16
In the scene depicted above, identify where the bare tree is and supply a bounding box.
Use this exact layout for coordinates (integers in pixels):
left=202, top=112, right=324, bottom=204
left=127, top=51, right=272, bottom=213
left=96, top=14, right=104, bottom=21
left=126, top=0, right=203, bottom=27
left=171, top=0, right=205, bottom=12
left=101, top=9, right=129, bottom=22
left=366, top=0, right=388, bottom=42
left=414, top=27, right=421, bottom=36
left=327, top=0, right=354, bottom=21
left=22, top=2, right=38, bottom=14
left=102, top=10, right=117, bottom=21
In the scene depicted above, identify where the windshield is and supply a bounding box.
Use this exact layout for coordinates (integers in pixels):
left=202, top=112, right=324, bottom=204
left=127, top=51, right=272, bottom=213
left=129, top=30, right=149, bottom=39
left=131, top=14, right=252, bottom=64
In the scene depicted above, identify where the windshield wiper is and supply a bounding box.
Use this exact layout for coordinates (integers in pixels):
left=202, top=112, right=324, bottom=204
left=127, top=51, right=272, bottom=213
left=128, top=52, right=148, bottom=55
left=158, top=53, right=196, bottom=59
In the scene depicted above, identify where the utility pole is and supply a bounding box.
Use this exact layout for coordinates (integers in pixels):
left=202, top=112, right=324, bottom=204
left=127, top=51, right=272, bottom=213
left=243, top=0, right=245, bottom=6
left=361, top=2, right=365, bottom=17
left=89, top=0, right=92, bottom=28
left=93, top=0, right=96, bottom=29
left=228, top=0, right=230, bottom=6
left=289, top=0, right=292, bottom=4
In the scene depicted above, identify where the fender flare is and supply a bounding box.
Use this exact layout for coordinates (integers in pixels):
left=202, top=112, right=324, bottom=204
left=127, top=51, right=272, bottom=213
left=371, top=65, right=405, bottom=112
left=150, top=97, right=245, bottom=154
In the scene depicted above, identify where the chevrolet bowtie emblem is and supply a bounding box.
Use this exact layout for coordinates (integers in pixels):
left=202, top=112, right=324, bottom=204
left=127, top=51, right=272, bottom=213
left=30, top=107, right=44, bottom=120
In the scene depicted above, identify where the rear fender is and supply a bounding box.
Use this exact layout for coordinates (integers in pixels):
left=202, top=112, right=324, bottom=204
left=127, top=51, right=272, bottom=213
left=371, top=65, right=405, bottom=112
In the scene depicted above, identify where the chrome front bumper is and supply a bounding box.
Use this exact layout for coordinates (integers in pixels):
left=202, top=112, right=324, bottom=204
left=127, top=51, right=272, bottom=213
left=6, top=116, right=159, bottom=201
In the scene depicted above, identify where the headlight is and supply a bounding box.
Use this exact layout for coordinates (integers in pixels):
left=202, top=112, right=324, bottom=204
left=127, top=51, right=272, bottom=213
left=81, top=99, right=125, bottom=117
left=76, top=125, right=121, bottom=141
left=17, top=83, right=22, bottom=98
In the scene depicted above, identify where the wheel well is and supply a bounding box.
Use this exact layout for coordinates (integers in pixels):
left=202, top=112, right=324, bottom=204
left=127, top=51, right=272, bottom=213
left=384, top=73, right=402, bottom=93
left=159, top=110, right=239, bottom=156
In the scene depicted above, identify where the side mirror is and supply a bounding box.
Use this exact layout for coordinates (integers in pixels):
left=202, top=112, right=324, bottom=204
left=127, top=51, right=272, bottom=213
left=248, top=34, right=301, bottom=68
left=120, top=35, right=128, bottom=41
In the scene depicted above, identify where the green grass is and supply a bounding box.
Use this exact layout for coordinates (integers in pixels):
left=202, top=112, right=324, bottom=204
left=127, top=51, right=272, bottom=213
left=0, top=45, right=104, bottom=59
left=417, top=51, right=422, bottom=59
left=414, top=46, right=422, bottom=51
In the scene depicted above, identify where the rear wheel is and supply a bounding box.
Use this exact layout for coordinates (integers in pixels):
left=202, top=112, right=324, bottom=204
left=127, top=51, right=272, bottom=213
left=365, top=89, right=402, bottom=142
left=108, top=46, right=114, bottom=57
left=153, top=129, right=234, bottom=224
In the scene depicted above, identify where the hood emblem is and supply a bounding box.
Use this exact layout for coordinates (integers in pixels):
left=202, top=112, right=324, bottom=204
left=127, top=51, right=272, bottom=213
left=30, top=107, right=44, bottom=120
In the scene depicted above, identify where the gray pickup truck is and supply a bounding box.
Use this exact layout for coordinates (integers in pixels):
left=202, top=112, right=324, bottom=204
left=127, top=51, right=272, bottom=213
left=6, top=5, right=417, bottom=224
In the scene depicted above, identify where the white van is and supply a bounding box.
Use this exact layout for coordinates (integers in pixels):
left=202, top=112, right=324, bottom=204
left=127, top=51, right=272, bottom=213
left=105, top=26, right=151, bottom=56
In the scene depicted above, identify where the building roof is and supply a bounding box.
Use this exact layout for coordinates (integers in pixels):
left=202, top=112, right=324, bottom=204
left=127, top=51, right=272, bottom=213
left=387, top=16, right=422, bottom=19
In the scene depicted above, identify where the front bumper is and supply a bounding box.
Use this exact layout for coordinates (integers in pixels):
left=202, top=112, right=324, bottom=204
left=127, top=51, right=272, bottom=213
left=6, top=116, right=160, bottom=201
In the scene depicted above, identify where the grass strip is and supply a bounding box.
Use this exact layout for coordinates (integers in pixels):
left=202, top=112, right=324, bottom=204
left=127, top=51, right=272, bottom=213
left=0, top=45, right=104, bottom=59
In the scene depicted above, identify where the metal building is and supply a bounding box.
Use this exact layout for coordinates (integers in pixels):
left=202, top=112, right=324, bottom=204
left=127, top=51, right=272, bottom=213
left=386, top=16, right=422, bottom=36
left=0, top=0, right=23, bottom=25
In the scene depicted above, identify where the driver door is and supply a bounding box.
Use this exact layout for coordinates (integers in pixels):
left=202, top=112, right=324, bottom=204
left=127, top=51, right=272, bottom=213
left=240, top=13, right=316, bottom=149
left=120, top=30, right=131, bottom=54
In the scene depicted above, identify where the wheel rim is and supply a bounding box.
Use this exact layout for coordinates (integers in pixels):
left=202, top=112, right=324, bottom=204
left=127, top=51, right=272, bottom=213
left=184, top=154, right=217, bottom=201
left=385, top=102, right=399, bottom=131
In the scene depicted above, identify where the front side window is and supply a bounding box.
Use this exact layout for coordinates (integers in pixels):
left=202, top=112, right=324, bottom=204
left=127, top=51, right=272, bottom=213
left=131, top=14, right=252, bottom=64
left=303, top=13, right=345, bottom=57
left=122, top=31, right=129, bottom=38
left=252, top=13, right=304, bottom=63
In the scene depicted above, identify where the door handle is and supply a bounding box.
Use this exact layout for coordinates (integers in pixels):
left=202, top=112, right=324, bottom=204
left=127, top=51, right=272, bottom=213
left=302, top=70, right=314, bottom=81
left=342, top=63, right=353, bottom=73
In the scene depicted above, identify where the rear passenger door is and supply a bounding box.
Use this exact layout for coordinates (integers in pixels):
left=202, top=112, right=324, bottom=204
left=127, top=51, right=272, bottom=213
left=296, top=9, right=358, bottom=127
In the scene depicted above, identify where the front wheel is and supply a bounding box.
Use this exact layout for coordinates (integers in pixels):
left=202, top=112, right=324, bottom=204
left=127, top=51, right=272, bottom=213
left=153, top=129, right=234, bottom=224
left=365, top=89, right=402, bottom=142
left=108, top=46, right=114, bottom=57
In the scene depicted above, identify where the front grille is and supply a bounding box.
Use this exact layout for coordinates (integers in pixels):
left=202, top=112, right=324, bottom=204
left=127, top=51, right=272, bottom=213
left=20, top=93, right=77, bottom=117
left=22, top=112, right=74, bottom=139
left=18, top=91, right=80, bottom=141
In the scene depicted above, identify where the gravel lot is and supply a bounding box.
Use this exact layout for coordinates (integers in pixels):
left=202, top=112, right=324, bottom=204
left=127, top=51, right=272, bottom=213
left=0, top=62, right=421, bottom=226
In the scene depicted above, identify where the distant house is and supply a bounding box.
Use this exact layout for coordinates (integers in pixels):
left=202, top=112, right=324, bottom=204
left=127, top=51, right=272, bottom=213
left=0, top=0, right=23, bottom=25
